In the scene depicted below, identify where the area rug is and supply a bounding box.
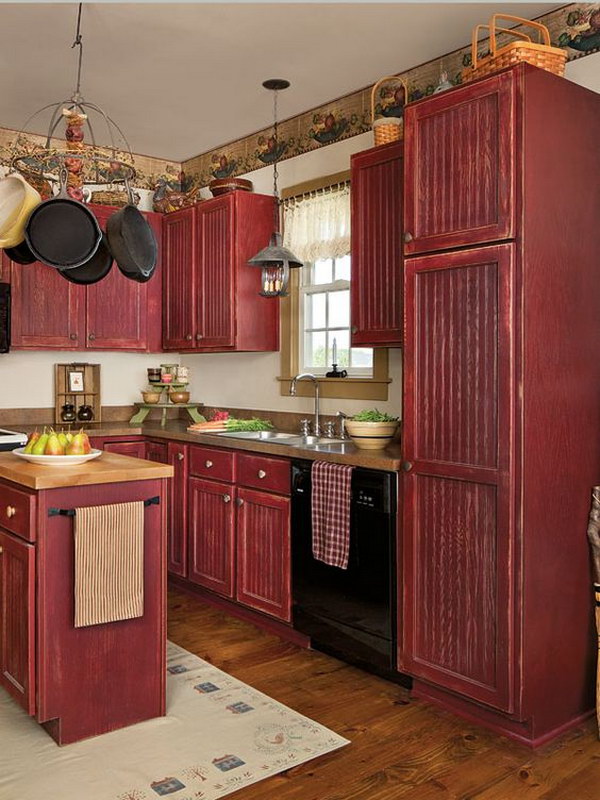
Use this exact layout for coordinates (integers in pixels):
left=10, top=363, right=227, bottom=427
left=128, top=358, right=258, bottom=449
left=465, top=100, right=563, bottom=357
left=0, top=641, right=349, bottom=800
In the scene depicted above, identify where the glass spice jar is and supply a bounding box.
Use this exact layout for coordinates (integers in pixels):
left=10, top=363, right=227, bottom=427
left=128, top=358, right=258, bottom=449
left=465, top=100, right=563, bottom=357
left=60, top=403, right=76, bottom=422
left=77, top=404, right=94, bottom=422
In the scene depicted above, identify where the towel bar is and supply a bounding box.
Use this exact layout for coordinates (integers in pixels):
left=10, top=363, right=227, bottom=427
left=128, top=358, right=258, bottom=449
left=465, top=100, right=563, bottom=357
left=48, top=496, right=160, bottom=517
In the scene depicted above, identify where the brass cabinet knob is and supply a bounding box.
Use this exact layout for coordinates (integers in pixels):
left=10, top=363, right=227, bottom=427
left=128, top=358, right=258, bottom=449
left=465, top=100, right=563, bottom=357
left=257, top=469, right=266, bottom=479
left=195, top=333, right=203, bottom=340
left=351, top=325, right=358, bottom=334
left=69, top=333, right=77, bottom=341
left=236, top=497, right=244, bottom=507
left=402, top=461, right=413, bottom=472
left=403, top=232, right=413, bottom=243
left=88, top=333, right=96, bottom=341
left=6, top=506, right=16, bottom=518
left=177, top=452, right=185, bottom=461
left=0, top=546, right=3, bottom=554
left=205, top=460, right=213, bottom=468
left=185, top=334, right=192, bottom=341
left=223, top=494, right=231, bottom=503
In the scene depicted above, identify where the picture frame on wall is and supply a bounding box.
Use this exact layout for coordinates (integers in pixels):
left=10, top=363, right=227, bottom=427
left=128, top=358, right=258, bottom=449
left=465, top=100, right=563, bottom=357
left=68, top=370, right=85, bottom=393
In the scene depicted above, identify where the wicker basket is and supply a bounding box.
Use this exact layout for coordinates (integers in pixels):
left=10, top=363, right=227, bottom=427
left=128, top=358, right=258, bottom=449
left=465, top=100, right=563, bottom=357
left=463, top=14, right=567, bottom=84
left=90, top=189, right=130, bottom=207
left=371, top=75, right=407, bottom=146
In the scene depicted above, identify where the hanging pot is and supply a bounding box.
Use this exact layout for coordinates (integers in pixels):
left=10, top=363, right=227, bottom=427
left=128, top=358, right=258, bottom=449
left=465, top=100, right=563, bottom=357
left=106, top=183, right=157, bottom=283
left=0, top=174, right=42, bottom=249
left=58, top=234, right=113, bottom=285
left=4, top=239, right=36, bottom=265
left=25, top=168, right=102, bottom=269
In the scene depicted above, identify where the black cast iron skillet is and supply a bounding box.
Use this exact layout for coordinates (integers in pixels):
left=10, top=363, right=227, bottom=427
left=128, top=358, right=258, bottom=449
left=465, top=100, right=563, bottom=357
left=4, top=239, right=36, bottom=264
left=106, top=202, right=157, bottom=283
left=58, top=234, right=113, bottom=285
left=25, top=169, right=102, bottom=270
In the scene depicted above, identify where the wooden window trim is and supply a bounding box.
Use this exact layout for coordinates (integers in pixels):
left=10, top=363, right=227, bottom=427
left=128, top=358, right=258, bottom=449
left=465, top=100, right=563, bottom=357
left=278, top=171, right=390, bottom=401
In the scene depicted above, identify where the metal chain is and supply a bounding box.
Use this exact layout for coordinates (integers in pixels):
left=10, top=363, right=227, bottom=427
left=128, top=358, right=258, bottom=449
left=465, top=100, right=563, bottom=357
left=71, top=3, right=84, bottom=102
left=272, top=88, right=280, bottom=232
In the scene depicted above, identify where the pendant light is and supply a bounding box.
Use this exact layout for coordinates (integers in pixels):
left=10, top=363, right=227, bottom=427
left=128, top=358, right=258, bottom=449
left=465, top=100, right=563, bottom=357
left=248, top=79, right=303, bottom=297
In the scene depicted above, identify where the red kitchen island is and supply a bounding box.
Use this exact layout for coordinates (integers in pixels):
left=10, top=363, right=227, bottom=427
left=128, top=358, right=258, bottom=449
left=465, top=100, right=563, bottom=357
left=0, top=451, right=173, bottom=745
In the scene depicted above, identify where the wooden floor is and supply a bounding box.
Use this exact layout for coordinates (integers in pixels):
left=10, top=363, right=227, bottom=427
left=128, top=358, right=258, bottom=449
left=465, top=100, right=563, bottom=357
left=168, top=588, right=600, bottom=800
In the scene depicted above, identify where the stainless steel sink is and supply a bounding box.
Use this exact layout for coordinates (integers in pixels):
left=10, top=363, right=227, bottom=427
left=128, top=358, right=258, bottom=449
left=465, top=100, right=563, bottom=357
left=214, top=430, right=348, bottom=449
left=216, top=430, right=300, bottom=441
left=303, top=441, right=353, bottom=453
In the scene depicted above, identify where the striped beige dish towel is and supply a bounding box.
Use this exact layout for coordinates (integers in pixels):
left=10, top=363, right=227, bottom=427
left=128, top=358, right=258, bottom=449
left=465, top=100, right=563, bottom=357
left=74, top=501, right=144, bottom=628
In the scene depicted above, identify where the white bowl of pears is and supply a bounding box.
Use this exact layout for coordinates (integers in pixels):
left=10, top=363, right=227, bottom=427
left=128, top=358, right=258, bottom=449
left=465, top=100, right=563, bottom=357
left=14, top=428, right=102, bottom=466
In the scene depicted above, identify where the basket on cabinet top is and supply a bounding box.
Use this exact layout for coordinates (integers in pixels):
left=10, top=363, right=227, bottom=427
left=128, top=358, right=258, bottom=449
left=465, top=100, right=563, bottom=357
left=371, top=75, right=408, bottom=147
left=463, top=13, right=567, bottom=84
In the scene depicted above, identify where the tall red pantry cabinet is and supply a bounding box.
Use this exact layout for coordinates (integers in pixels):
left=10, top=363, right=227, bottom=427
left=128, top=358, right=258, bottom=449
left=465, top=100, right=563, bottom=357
left=400, top=64, right=600, bottom=746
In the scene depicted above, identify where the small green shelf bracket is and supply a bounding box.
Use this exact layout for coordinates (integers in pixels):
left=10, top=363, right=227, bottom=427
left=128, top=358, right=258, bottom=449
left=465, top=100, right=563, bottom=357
left=129, top=403, right=206, bottom=428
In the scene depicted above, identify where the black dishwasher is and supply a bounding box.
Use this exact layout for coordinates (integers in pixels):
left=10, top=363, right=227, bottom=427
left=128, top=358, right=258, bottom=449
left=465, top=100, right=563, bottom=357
left=292, top=459, right=407, bottom=683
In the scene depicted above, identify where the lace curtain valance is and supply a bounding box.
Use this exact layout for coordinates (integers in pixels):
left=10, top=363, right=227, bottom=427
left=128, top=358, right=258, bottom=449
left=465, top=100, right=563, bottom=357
left=282, top=183, right=350, bottom=263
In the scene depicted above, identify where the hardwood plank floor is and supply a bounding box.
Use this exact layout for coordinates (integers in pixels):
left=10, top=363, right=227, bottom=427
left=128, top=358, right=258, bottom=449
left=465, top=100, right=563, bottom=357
left=168, top=588, right=600, bottom=800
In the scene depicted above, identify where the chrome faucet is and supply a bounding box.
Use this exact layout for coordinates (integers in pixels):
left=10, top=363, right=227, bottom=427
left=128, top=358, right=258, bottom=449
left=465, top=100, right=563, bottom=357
left=336, top=410, right=350, bottom=439
left=290, top=373, right=320, bottom=436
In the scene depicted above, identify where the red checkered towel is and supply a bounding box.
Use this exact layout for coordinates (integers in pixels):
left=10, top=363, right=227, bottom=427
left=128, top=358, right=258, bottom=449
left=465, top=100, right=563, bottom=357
left=311, top=460, right=354, bottom=569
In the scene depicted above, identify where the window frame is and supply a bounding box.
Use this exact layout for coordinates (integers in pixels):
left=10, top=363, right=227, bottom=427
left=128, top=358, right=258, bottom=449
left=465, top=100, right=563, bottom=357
left=278, top=170, right=391, bottom=402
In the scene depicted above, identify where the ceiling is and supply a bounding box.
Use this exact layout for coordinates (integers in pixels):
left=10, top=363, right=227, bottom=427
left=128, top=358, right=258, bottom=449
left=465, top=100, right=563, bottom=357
left=0, top=2, right=561, bottom=162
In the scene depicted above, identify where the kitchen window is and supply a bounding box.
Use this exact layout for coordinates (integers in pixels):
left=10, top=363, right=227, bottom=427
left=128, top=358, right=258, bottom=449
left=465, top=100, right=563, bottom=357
left=278, top=171, right=390, bottom=401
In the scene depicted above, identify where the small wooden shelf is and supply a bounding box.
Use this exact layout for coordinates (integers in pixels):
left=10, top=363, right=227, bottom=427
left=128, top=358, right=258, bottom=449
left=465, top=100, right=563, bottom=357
left=54, top=363, right=101, bottom=425
left=130, top=402, right=205, bottom=427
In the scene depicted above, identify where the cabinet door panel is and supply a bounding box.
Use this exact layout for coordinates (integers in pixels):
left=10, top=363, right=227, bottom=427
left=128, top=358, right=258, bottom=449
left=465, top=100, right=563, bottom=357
left=188, top=477, right=235, bottom=597
left=10, top=259, right=83, bottom=349
left=404, top=71, right=516, bottom=255
left=86, top=265, right=147, bottom=350
left=400, top=244, right=515, bottom=713
left=0, top=529, right=35, bottom=714
left=146, top=441, right=168, bottom=463
left=167, top=442, right=188, bottom=577
left=351, top=141, right=403, bottom=346
left=236, top=488, right=291, bottom=621
left=196, top=198, right=235, bottom=348
left=103, top=440, right=147, bottom=459
left=163, top=208, right=195, bottom=350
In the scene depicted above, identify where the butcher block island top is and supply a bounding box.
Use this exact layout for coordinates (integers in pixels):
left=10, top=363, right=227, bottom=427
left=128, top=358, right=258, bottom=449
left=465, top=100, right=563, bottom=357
left=0, top=450, right=173, bottom=490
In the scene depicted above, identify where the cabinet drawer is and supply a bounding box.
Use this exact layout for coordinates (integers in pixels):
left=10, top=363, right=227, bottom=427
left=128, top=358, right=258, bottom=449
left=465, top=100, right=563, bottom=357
left=189, top=446, right=235, bottom=483
left=236, top=453, right=290, bottom=495
left=0, top=483, right=36, bottom=542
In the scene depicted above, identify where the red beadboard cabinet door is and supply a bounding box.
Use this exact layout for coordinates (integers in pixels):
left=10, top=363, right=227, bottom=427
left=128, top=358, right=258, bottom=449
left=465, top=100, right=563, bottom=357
left=404, top=70, right=517, bottom=255
left=195, top=196, right=235, bottom=349
left=146, top=440, right=168, bottom=463
left=188, top=477, right=235, bottom=598
left=163, top=207, right=196, bottom=350
left=9, top=259, right=84, bottom=349
left=400, top=243, right=516, bottom=714
left=0, top=528, right=36, bottom=715
left=236, top=487, right=291, bottom=622
left=351, top=141, right=403, bottom=346
left=167, top=441, right=189, bottom=577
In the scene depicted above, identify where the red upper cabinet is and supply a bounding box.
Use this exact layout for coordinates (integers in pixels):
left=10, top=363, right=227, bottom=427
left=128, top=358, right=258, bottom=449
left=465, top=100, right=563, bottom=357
left=7, top=204, right=163, bottom=352
left=403, top=70, right=516, bottom=255
left=162, top=191, right=278, bottom=353
left=163, top=207, right=195, bottom=350
left=400, top=243, right=515, bottom=713
left=351, top=140, right=403, bottom=346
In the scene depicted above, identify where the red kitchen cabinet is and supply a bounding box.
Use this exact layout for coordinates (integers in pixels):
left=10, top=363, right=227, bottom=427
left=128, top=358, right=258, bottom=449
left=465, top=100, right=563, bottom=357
left=400, top=244, right=514, bottom=713
left=167, top=441, right=188, bottom=577
left=163, top=207, right=195, bottom=350
left=162, top=192, right=278, bottom=352
left=188, top=477, right=235, bottom=597
left=6, top=205, right=162, bottom=352
left=0, top=527, right=36, bottom=714
left=236, top=487, right=291, bottom=622
left=146, top=440, right=168, bottom=464
left=403, top=70, right=516, bottom=256
left=103, top=440, right=147, bottom=459
left=351, top=140, right=403, bottom=346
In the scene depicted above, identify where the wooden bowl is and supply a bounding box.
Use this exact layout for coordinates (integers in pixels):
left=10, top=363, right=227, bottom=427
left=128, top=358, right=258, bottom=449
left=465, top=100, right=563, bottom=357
left=142, top=391, right=161, bottom=404
left=209, top=178, right=253, bottom=197
left=345, top=420, right=399, bottom=450
left=169, top=391, right=190, bottom=404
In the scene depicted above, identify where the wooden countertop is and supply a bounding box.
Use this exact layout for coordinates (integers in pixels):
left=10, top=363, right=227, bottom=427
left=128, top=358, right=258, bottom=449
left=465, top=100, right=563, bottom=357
left=0, top=451, right=173, bottom=490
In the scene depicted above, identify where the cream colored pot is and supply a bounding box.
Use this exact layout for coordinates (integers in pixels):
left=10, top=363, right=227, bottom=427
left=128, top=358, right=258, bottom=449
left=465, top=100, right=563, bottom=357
left=345, top=419, right=399, bottom=450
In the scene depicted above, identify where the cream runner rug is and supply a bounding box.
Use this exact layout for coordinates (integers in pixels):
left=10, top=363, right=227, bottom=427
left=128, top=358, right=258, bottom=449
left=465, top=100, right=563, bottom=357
left=0, top=642, right=348, bottom=800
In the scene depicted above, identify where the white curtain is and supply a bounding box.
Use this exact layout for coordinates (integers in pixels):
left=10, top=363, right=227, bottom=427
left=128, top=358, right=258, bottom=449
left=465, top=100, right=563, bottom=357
left=283, top=183, right=350, bottom=263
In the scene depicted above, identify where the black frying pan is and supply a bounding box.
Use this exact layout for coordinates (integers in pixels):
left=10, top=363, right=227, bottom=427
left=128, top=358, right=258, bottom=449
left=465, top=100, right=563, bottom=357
left=58, top=234, right=113, bottom=285
left=4, top=239, right=36, bottom=264
left=25, top=169, right=101, bottom=270
left=106, top=203, right=157, bottom=283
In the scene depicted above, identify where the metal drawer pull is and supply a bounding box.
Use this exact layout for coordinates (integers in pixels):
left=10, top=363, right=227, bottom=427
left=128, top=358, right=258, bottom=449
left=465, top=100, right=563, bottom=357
left=236, top=498, right=244, bottom=507
left=6, top=506, right=16, bottom=518
left=205, top=460, right=213, bottom=468
left=0, top=546, right=3, bottom=554
left=223, top=494, right=231, bottom=503
left=177, top=452, right=185, bottom=461
left=403, top=232, right=413, bottom=243
left=257, top=470, right=267, bottom=479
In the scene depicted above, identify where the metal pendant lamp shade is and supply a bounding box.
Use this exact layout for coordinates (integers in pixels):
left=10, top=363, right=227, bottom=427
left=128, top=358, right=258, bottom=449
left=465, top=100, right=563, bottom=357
left=248, top=79, right=303, bottom=298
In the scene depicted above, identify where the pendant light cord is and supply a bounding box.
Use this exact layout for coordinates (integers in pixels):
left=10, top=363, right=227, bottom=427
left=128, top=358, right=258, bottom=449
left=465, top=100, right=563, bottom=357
left=71, top=2, right=84, bottom=103
left=272, top=87, right=280, bottom=234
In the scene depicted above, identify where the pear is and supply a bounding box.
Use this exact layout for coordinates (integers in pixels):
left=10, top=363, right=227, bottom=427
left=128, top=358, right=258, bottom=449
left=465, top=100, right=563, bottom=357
left=65, top=432, right=74, bottom=444
left=57, top=432, right=69, bottom=450
left=32, top=431, right=49, bottom=455
left=66, top=432, right=86, bottom=456
left=23, top=430, right=40, bottom=454
left=45, top=431, right=65, bottom=456
left=81, top=432, right=91, bottom=454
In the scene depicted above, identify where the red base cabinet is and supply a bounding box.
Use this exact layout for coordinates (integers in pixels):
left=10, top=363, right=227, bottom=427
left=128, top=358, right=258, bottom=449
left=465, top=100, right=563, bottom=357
left=188, top=477, right=235, bottom=598
left=166, top=442, right=188, bottom=577
left=400, top=64, right=600, bottom=746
